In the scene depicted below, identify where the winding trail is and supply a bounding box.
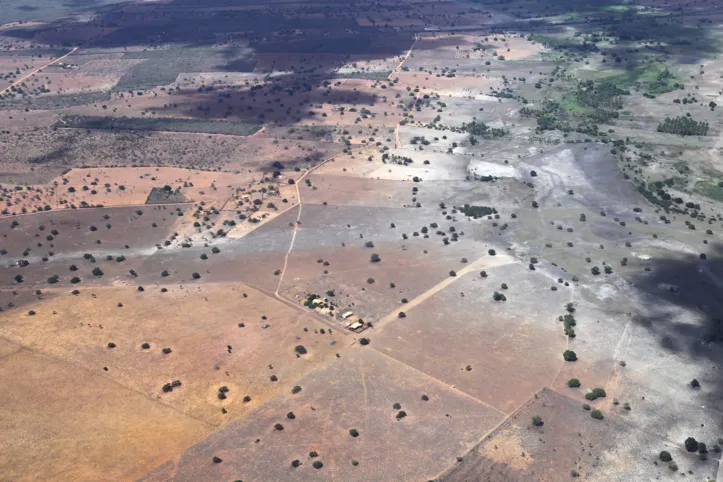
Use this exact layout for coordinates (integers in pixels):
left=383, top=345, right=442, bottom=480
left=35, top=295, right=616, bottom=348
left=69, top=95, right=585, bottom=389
left=274, top=153, right=340, bottom=297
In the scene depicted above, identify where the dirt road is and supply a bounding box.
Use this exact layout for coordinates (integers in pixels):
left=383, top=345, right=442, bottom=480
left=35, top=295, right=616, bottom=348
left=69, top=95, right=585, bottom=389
left=274, top=153, right=340, bottom=296
left=374, top=252, right=517, bottom=329
left=0, top=47, right=78, bottom=96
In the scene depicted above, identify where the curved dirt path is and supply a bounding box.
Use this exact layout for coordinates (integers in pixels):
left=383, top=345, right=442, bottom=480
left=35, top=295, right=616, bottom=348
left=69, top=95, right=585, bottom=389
left=274, top=153, right=340, bottom=297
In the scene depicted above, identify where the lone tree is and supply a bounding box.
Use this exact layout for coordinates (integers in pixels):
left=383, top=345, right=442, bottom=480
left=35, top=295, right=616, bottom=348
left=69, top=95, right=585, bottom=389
left=567, top=378, right=581, bottom=388
left=370, top=253, right=381, bottom=262
left=685, top=437, right=699, bottom=452
left=585, top=388, right=607, bottom=400
left=563, top=350, right=577, bottom=362
left=493, top=291, right=507, bottom=302
left=532, top=416, right=544, bottom=427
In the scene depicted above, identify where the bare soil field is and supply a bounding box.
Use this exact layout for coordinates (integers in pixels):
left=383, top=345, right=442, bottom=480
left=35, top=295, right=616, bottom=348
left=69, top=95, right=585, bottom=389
left=142, top=346, right=505, bottom=482
left=1, top=0, right=723, bottom=479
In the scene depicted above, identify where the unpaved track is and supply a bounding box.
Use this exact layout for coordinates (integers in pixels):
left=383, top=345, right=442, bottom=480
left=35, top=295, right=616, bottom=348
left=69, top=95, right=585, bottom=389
left=0, top=47, right=78, bottom=95
left=374, top=253, right=517, bottom=329
left=388, top=34, right=418, bottom=80
left=274, top=153, right=340, bottom=297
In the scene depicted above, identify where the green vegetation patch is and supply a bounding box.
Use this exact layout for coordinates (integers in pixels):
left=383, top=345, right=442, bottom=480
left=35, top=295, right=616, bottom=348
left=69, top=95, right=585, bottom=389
left=145, top=187, right=190, bottom=204
left=457, top=204, right=498, bottom=218
left=54, top=115, right=262, bottom=136
left=657, top=116, right=709, bottom=136
left=604, top=61, right=683, bottom=95
left=529, top=34, right=598, bottom=54
left=694, top=181, right=723, bottom=202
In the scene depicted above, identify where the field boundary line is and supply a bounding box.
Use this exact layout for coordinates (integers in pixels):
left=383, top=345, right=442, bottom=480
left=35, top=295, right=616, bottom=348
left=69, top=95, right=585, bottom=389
left=0, top=334, right=215, bottom=428
left=431, top=389, right=544, bottom=481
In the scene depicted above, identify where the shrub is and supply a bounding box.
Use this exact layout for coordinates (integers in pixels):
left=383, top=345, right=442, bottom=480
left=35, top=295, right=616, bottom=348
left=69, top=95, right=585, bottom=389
left=668, top=461, right=678, bottom=471
left=47, top=275, right=59, bottom=284
left=563, top=350, right=577, bottom=362
left=141, top=343, right=150, bottom=349
left=396, top=410, right=407, bottom=420
left=212, top=456, right=222, bottom=464
left=291, top=460, right=301, bottom=468
left=192, top=272, right=201, bottom=279
left=585, top=388, right=607, bottom=400
left=492, top=291, right=506, bottom=301
left=291, top=385, right=302, bottom=394
left=294, top=345, right=307, bottom=355
left=659, top=451, right=672, bottom=462
left=70, top=277, right=81, bottom=284
left=532, top=416, right=543, bottom=426
left=691, top=378, right=700, bottom=388
left=567, top=378, right=581, bottom=388
left=370, top=253, right=381, bottom=262
left=274, top=423, right=284, bottom=431
left=398, top=311, right=406, bottom=318
left=449, top=270, right=457, bottom=277
left=393, top=402, right=402, bottom=410
left=590, top=410, right=604, bottom=420
left=349, top=428, right=359, bottom=437
left=488, top=249, right=496, bottom=256
left=359, top=338, right=370, bottom=345
left=286, top=412, right=295, bottom=419
left=211, top=247, right=220, bottom=254
left=685, top=437, right=699, bottom=452
left=312, top=461, right=324, bottom=469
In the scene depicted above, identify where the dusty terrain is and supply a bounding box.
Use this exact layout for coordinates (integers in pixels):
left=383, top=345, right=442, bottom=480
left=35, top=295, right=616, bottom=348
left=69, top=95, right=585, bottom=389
left=1, top=0, right=723, bottom=480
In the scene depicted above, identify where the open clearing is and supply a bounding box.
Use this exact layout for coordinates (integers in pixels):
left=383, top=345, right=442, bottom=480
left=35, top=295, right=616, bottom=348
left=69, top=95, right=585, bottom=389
left=1, top=0, right=722, bottom=480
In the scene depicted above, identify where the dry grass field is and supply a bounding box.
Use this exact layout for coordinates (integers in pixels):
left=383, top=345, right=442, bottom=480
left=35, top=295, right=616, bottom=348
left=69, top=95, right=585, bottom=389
left=1, top=0, right=723, bottom=480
